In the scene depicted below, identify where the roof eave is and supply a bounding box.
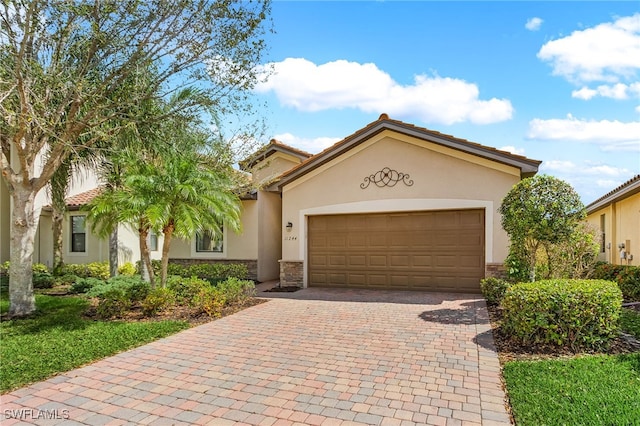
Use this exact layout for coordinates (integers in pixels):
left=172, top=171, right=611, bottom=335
left=586, top=178, right=640, bottom=214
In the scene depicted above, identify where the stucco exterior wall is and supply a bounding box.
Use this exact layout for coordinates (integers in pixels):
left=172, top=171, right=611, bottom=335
left=168, top=199, right=259, bottom=261
left=281, top=131, right=520, bottom=275
left=257, top=190, right=282, bottom=281
left=587, top=193, right=640, bottom=266
left=253, top=153, right=304, bottom=185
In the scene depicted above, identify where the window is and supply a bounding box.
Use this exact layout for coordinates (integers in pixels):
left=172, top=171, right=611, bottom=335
left=71, top=216, right=86, bottom=253
left=149, top=231, right=158, bottom=252
left=196, top=229, right=223, bottom=252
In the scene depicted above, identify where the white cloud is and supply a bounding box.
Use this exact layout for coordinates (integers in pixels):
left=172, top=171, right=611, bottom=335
left=538, top=13, right=640, bottom=84
left=254, top=58, right=513, bottom=125
left=273, top=132, right=341, bottom=154
left=499, top=145, right=525, bottom=155
left=525, top=17, right=543, bottom=31
left=572, top=82, right=640, bottom=100
left=528, top=114, right=640, bottom=151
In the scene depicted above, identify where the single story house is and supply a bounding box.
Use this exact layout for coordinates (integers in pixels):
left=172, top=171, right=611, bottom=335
left=585, top=174, right=639, bottom=266
left=2, top=114, right=542, bottom=292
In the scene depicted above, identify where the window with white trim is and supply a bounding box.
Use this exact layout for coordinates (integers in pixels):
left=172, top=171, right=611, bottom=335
left=196, top=229, right=223, bottom=253
left=71, top=216, right=86, bottom=253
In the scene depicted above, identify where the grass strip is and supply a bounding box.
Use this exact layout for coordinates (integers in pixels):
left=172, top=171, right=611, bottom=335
left=1, top=295, right=189, bottom=393
left=503, top=354, right=640, bottom=425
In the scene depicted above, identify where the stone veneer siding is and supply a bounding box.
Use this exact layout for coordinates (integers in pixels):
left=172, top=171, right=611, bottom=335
left=279, top=260, right=303, bottom=287
left=484, top=263, right=507, bottom=280
left=169, top=258, right=258, bottom=281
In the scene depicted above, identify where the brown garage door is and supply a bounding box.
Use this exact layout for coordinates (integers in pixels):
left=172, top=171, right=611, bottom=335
left=308, top=209, right=485, bottom=292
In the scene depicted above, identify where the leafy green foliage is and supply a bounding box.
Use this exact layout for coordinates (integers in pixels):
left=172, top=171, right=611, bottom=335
left=70, top=277, right=104, bottom=294
left=502, top=279, right=622, bottom=350
left=117, top=262, right=137, bottom=276
left=216, top=278, right=256, bottom=305
left=193, top=286, right=226, bottom=318
left=166, top=275, right=210, bottom=306
left=500, top=175, right=586, bottom=281
left=593, top=262, right=628, bottom=281
left=621, top=308, right=640, bottom=339
left=61, top=262, right=110, bottom=280
left=615, top=267, right=640, bottom=301
left=503, top=354, right=640, bottom=426
left=141, top=287, right=176, bottom=316
left=86, top=276, right=150, bottom=302
left=54, top=273, right=80, bottom=287
left=480, top=277, right=511, bottom=306
left=0, top=295, right=188, bottom=392
left=95, top=289, right=132, bottom=319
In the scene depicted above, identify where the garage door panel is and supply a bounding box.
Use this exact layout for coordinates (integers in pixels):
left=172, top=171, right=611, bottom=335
left=308, top=209, right=484, bottom=292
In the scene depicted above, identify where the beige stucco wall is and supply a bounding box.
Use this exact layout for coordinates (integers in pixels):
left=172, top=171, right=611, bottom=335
left=253, top=153, right=304, bottom=185
left=281, top=131, right=521, bottom=284
left=587, top=193, right=640, bottom=266
left=257, top=190, right=282, bottom=281
left=168, top=199, right=259, bottom=260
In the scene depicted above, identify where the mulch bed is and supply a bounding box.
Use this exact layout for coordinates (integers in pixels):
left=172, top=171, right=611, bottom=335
left=263, top=286, right=301, bottom=293
left=487, top=304, right=640, bottom=363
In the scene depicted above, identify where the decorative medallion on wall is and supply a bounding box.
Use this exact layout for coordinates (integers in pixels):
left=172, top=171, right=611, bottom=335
left=360, top=167, right=414, bottom=189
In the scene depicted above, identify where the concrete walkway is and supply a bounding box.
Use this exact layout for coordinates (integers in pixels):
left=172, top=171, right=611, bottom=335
left=1, top=286, right=511, bottom=425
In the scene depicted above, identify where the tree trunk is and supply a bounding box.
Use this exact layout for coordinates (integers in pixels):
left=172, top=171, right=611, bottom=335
left=138, top=222, right=155, bottom=287
left=160, top=222, right=174, bottom=288
left=52, top=209, right=64, bottom=276
left=8, top=186, right=39, bottom=317
left=109, top=228, right=118, bottom=277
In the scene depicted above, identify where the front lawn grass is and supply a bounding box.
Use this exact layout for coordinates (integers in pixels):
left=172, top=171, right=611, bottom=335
left=503, top=307, right=640, bottom=425
left=0, top=294, right=189, bottom=393
left=503, top=354, right=640, bottom=425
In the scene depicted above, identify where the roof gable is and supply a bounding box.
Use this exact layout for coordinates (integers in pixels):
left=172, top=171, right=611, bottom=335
left=240, top=139, right=312, bottom=171
left=269, top=114, right=541, bottom=190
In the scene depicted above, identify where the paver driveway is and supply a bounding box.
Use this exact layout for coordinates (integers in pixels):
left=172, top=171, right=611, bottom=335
left=1, top=287, right=511, bottom=426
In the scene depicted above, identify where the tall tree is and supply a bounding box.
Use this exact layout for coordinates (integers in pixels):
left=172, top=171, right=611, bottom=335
left=0, top=0, right=271, bottom=316
left=499, top=175, right=586, bottom=282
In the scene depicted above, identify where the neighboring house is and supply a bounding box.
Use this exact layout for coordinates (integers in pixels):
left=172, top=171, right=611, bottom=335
left=2, top=114, right=542, bottom=291
left=586, top=175, right=640, bottom=266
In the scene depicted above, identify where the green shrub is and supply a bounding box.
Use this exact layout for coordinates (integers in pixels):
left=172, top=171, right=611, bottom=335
left=95, top=288, right=131, bottom=319
left=70, top=277, right=104, bottom=294
left=592, top=262, right=628, bottom=281
left=117, top=262, right=137, bottom=276
left=33, top=271, right=55, bottom=289
left=54, top=273, right=79, bottom=287
left=193, top=286, right=226, bottom=317
left=32, top=263, right=50, bottom=274
left=184, top=263, right=249, bottom=281
left=480, top=277, right=511, bottom=306
left=61, top=262, right=110, bottom=280
left=141, top=287, right=176, bottom=316
left=86, top=275, right=149, bottom=302
left=616, top=267, right=640, bottom=301
left=166, top=275, right=210, bottom=305
left=216, top=277, right=255, bottom=305
left=502, top=279, right=622, bottom=351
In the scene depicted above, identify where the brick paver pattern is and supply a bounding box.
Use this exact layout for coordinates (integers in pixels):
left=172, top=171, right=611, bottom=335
left=1, top=287, right=511, bottom=425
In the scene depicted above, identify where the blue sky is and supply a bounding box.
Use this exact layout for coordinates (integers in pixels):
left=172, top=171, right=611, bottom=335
left=250, top=1, right=640, bottom=205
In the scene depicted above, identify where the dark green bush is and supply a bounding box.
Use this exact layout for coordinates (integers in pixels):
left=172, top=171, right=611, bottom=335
left=70, top=277, right=104, bottom=294
left=592, top=262, right=628, bottom=281
left=480, top=277, right=511, bottom=306
left=185, top=263, right=249, bottom=281
left=216, top=277, right=255, bottom=305
left=166, top=275, right=209, bottom=305
left=86, top=275, right=149, bottom=302
left=141, top=287, right=176, bottom=316
left=502, top=279, right=622, bottom=351
left=616, top=267, right=640, bottom=301
left=33, top=271, right=55, bottom=289
left=95, top=288, right=131, bottom=319
left=54, top=273, right=80, bottom=287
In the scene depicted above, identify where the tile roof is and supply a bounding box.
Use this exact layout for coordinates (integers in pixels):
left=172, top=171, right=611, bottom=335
left=586, top=174, right=640, bottom=213
left=240, top=139, right=313, bottom=171
left=64, top=187, right=103, bottom=207
left=270, top=113, right=541, bottom=190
